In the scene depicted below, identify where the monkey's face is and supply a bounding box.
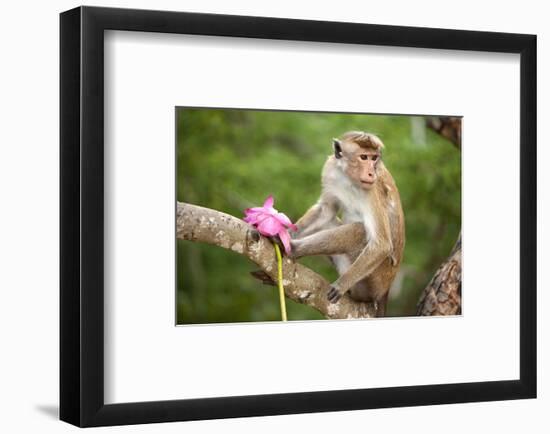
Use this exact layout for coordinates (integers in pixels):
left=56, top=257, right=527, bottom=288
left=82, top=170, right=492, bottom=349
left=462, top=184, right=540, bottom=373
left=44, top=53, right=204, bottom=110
left=341, top=148, right=380, bottom=190
left=333, top=136, right=382, bottom=191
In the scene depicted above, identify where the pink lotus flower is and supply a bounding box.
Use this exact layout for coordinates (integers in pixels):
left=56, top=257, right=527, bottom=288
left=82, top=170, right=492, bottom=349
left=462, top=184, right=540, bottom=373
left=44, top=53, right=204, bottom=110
left=243, top=195, right=297, bottom=255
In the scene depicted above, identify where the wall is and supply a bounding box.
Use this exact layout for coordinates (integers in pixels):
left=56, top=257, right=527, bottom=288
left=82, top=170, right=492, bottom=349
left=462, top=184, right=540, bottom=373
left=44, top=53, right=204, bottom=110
left=0, top=0, right=547, bottom=432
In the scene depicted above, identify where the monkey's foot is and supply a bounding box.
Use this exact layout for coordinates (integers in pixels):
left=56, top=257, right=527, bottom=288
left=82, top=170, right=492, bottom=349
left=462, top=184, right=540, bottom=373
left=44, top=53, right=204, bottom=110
left=327, top=286, right=343, bottom=303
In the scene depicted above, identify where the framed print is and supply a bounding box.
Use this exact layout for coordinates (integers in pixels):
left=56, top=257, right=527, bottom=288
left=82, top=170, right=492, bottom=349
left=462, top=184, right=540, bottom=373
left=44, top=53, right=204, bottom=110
left=60, top=6, right=536, bottom=427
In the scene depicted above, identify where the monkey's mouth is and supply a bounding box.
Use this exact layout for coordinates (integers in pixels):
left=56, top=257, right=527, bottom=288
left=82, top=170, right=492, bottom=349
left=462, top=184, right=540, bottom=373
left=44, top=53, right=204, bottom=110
left=360, top=180, right=375, bottom=186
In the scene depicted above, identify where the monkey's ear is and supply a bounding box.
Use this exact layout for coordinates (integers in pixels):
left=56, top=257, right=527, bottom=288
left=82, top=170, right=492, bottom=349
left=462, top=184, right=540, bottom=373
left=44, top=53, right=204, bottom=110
left=333, top=139, right=343, bottom=159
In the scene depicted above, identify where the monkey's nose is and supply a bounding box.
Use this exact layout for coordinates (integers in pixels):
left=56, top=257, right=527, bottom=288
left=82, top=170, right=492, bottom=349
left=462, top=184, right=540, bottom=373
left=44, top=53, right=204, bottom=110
left=363, top=173, right=374, bottom=181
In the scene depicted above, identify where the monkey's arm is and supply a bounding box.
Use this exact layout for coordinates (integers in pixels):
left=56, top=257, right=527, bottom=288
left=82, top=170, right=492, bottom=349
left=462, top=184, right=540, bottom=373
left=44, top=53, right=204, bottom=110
left=291, top=219, right=393, bottom=303
left=327, top=238, right=392, bottom=303
left=290, top=222, right=365, bottom=258
left=327, top=213, right=393, bottom=303
left=294, top=195, right=339, bottom=239
left=292, top=222, right=392, bottom=303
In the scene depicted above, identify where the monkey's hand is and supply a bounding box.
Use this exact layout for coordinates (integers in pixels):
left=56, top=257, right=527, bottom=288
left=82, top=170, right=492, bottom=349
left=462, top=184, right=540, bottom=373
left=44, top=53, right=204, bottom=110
left=250, top=228, right=289, bottom=256
left=269, top=236, right=288, bottom=255
left=290, top=227, right=302, bottom=240
left=288, top=239, right=303, bottom=259
left=327, top=284, right=344, bottom=303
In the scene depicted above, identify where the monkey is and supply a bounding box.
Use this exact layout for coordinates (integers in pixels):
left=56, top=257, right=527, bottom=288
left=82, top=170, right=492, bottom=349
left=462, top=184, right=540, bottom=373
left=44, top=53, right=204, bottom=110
left=290, top=131, right=405, bottom=317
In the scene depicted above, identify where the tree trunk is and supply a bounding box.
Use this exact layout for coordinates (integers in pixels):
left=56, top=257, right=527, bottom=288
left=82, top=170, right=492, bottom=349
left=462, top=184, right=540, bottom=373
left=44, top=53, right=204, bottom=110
left=416, top=233, right=462, bottom=315
left=416, top=116, right=462, bottom=315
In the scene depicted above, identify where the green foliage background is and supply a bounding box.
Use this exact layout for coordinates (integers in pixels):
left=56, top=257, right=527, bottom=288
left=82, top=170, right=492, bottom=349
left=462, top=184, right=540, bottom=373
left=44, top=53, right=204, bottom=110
left=177, top=108, right=461, bottom=324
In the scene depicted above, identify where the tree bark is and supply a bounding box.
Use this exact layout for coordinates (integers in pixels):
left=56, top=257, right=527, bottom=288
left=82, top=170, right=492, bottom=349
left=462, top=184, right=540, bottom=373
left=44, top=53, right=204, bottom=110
left=177, top=202, right=377, bottom=319
left=416, top=233, right=462, bottom=315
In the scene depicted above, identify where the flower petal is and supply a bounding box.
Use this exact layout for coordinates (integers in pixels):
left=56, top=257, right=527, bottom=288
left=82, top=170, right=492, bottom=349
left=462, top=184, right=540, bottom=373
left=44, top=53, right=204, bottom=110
left=278, top=229, right=292, bottom=255
left=243, top=215, right=256, bottom=224
left=257, top=216, right=283, bottom=236
left=246, top=211, right=270, bottom=226
left=275, top=212, right=298, bottom=231
left=245, top=207, right=264, bottom=215
left=247, top=206, right=276, bottom=216
left=263, top=195, right=274, bottom=209
left=243, top=210, right=260, bottom=224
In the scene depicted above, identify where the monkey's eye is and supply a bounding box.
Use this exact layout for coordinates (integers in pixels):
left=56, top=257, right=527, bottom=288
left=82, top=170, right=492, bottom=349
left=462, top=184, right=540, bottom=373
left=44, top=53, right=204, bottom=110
left=372, top=155, right=378, bottom=162
left=359, top=154, right=369, bottom=161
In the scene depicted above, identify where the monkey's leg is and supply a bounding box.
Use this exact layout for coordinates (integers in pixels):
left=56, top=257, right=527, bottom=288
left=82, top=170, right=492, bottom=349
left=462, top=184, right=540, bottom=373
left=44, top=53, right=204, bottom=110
left=293, top=204, right=323, bottom=239
left=294, top=216, right=342, bottom=242
left=294, top=202, right=339, bottom=239
left=375, top=293, right=389, bottom=317
left=348, top=278, right=390, bottom=317
left=290, top=222, right=365, bottom=258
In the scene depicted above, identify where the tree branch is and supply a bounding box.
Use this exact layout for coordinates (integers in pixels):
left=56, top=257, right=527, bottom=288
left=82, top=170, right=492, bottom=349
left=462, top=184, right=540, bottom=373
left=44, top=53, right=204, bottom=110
left=177, top=202, right=377, bottom=319
left=426, top=116, right=462, bottom=149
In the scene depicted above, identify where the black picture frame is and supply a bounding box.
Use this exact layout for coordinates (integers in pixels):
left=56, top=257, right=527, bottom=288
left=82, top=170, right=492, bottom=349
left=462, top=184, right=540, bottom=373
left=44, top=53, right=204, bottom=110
left=60, top=6, right=537, bottom=427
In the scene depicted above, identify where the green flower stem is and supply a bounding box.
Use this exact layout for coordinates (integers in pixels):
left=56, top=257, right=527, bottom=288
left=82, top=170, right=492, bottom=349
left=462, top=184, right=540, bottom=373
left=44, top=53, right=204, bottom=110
left=273, top=243, right=288, bottom=322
